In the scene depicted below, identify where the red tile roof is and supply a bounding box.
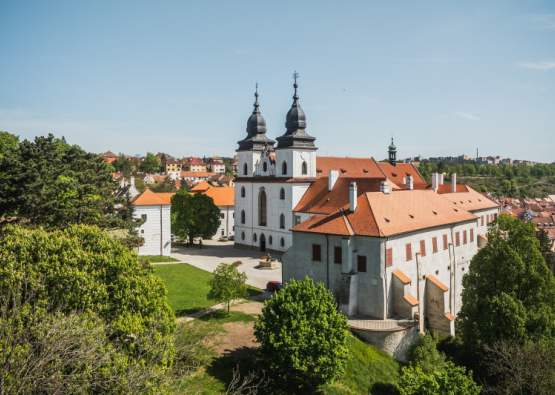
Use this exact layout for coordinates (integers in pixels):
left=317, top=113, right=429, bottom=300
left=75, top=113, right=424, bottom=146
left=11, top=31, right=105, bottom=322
left=204, top=186, right=235, bottom=206
left=438, top=187, right=500, bottom=212
left=191, top=180, right=211, bottom=192
left=294, top=177, right=385, bottom=215
left=404, top=295, right=420, bottom=306
left=293, top=190, right=477, bottom=237
left=393, top=270, right=412, bottom=284
left=315, top=157, right=384, bottom=178
left=378, top=163, right=425, bottom=187
left=427, top=275, right=449, bottom=291
left=131, top=189, right=173, bottom=206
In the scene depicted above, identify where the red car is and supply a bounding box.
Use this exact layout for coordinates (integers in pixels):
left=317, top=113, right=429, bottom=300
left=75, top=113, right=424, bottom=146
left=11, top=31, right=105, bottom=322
left=267, top=281, right=282, bottom=292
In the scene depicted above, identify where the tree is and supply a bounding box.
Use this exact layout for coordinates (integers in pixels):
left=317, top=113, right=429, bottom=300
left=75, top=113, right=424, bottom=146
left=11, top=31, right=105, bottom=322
left=399, top=362, right=481, bottom=395
left=0, top=225, right=175, bottom=353
left=0, top=134, right=120, bottom=230
left=458, top=214, right=555, bottom=352
left=536, top=228, right=555, bottom=271
left=207, top=263, right=248, bottom=314
left=150, top=176, right=177, bottom=193
left=171, top=188, right=221, bottom=245
left=105, top=190, right=145, bottom=248
left=112, top=153, right=133, bottom=176
left=0, top=131, right=18, bottom=162
left=407, top=332, right=446, bottom=374
left=140, top=152, right=162, bottom=174
left=254, top=277, right=349, bottom=392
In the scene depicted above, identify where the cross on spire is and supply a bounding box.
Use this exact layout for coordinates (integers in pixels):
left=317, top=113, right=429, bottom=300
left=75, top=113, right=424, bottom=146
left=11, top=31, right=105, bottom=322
left=292, top=70, right=299, bottom=83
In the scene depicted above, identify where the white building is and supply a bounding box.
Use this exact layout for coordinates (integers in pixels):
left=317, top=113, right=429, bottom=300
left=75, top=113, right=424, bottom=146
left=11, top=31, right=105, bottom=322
left=207, top=161, right=226, bottom=174
left=132, top=189, right=174, bottom=256
left=203, top=186, right=235, bottom=239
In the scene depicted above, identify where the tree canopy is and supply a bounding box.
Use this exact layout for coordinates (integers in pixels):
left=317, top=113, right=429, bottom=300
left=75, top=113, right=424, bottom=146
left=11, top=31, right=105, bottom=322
left=170, top=188, right=220, bottom=244
left=140, top=152, right=162, bottom=174
left=207, top=263, right=248, bottom=314
left=0, top=134, right=121, bottom=230
left=254, top=277, right=349, bottom=391
left=0, top=131, right=18, bottom=162
left=458, top=214, right=555, bottom=350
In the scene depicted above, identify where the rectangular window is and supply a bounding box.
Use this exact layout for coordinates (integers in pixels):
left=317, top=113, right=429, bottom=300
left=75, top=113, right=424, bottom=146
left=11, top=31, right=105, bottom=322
left=481, top=216, right=484, bottom=226
left=334, top=246, right=342, bottom=264
left=443, top=234, right=448, bottom=250
left=295, top=216, right=302, bottom=226
left=463, top=230, right=467, bottom=244
left=233, top=213, right=235, bottom=218
left=456, top=232, right=460, bottom=246
left=432, top=237, right=438, bottom=253
left=220, top=213, right=225, bottom=219
left=312, top=244, right=322, bottom=262
left=406, top=243, right=412, bottom=261
left=357, top=255, right=367, bottom=272
left=386, top=248, right=393, bottom=267
left=420, top=240, right=426, bottom=256
left=470, top=229, right=474, bottom=242
left=141, top=214, right=147, bottom=221
left=494, top=213, right=498, bottom=220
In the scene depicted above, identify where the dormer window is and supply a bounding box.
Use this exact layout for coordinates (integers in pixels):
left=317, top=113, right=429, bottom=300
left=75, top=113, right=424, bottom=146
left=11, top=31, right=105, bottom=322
left=341, top=169, right=347, bottom=174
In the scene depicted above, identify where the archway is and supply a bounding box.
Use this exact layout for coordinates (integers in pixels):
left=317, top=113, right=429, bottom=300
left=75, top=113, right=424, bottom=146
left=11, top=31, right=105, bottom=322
left=260, top=233, right=266, bottom=252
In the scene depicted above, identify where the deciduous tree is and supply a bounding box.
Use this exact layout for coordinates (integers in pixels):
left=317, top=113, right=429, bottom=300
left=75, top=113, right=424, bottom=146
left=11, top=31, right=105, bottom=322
left=171, top=188, right=220, bottom=245
left=207, top=263, right=248, bottom=314
left=254, top=277, right=349, bottom=392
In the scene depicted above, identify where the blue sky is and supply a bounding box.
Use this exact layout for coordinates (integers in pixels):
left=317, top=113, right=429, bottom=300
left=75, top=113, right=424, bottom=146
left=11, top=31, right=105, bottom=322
left=0, top=1, right=553, bottom=162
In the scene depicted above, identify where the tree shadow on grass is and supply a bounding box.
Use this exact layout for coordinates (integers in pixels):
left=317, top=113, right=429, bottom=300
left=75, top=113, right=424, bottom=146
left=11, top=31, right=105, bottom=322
left=370, top=382, right=400, bottom=395
left=174, top=307, right=205, bottom=317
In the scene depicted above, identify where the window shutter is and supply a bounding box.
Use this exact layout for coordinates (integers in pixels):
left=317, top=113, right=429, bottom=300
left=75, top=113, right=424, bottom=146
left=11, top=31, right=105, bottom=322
left=470, top=229, right=474, bottom=242
left=406, top=243, right=412, bottom=260
left=420, top=240, right=426, bottom=256
left=456, top=232, right=460, bottom=246
left=432, top=237, right=438, bottom=253
left=481, top=216, right=484, bottom=226
left=443, top=234, right=448, bottom=250
left=463, top=230, right=467, bottom=244
left=386, top=248, right=393, bottom=267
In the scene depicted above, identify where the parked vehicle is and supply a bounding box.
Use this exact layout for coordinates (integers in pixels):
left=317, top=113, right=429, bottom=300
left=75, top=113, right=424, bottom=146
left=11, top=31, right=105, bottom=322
left=267, top=281, right=282, bottom=292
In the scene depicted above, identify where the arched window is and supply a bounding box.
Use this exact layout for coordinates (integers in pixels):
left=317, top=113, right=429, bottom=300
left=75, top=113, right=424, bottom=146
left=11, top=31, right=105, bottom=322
left=253, top=233, right=257, bottom=242
left=258, top=188, right=267, bottom=226
left=241, top=186, right=245, bottom=197
left=280, top=187, right=285, bottom=200
left=243, top=163, right=247, bottom=176
left=280, top=237, right=285, bottom=248
left=302, top=161, right=307, bottom=175
left=282, top=161, right=287, bottom=176
left=263, top=161, right=268, bottom=172
left=241, top=210, right=245, bottom=224
left=241, top=232, right=245, bottom=241
left=269, top=235, right=273, bottom=245
left=280, top=214, right=285, bottom=229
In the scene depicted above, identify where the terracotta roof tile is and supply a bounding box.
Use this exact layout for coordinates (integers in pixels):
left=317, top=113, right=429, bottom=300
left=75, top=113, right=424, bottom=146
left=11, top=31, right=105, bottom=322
left=378, top=163, right=426, bottom=187
left=445, top=312, right=455, bottom=321
left=404, top=295, right=420, bottom=306
left=204, top=186, right=234, bottom=206
left=292, top=210, right=351, bottom=236
left=427, top=275, right=448, bottom=291
left=315, top=157, right=383, bottom=178
left=180, top=171, right=211, bottom=178
left=393, top=269, right=412, bottom=284
left=439, top=187, right=500, bottom=212
left=191, top=180, right=211, bottom=192
left=131, top=189, right=171, bottom=206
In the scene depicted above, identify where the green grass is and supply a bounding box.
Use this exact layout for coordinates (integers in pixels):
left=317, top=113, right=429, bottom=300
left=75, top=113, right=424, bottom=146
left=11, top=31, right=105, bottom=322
left=154, top=264, right=262, bottom=317
left=199, top=305, right=259, bottom=325
left=139, top=255, right=180, bottom=263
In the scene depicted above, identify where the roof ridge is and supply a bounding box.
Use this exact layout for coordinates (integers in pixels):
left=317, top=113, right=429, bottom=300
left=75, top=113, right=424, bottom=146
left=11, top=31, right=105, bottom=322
left=363, top=192, right=383, bottom=237
left=340, top=208, right=355, bottom=235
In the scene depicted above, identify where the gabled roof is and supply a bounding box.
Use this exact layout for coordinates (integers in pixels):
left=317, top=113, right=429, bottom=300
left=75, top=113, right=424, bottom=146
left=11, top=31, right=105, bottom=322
left=100, top=150, right=118, bottom=158
left=293, top=190, right=477, bottom=237
left=294, top=177, right=385, bottom=215
left=131, top=189, right=172, bottom=206
left=204, top=186, right=235, bottom=206
left=191, top=180, right=211, bottom=192
left=186, top=158, right=206, bottom=166
left=315, top=157, right=384, bottom=178
left=179, top=171, right=213, bottom=178
left=377, top=163, right=425, bottom=187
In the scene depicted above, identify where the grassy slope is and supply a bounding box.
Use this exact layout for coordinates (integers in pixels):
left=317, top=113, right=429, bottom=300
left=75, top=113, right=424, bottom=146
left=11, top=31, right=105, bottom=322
left=459, top=176, right=555, bottom=198
left=154, top=263, right=262, bottom=317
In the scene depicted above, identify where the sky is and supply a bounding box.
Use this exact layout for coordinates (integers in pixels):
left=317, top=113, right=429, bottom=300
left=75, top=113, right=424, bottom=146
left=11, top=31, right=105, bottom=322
left=0, top=1, right=554, bottom=162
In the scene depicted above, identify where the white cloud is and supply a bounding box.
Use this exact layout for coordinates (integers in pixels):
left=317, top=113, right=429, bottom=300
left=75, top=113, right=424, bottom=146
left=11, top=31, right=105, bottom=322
left=455, top=111, right=481, bottom=121
left=516, top=61, right=555, bottom=70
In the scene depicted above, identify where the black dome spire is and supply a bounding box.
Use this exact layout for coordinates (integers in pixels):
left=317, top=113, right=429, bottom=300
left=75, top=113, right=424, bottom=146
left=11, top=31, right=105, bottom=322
left=276, top=72, right=316, bottom=150
left=237, top=84, right=275, bottom=151
left=246, top=85, right=267, bottom=136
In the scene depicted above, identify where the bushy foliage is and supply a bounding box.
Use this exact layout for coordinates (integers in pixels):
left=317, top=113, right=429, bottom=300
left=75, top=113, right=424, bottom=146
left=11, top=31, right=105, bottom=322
left=407, top=332, right=446, bottom=374
left=458, top=214, right=555, bottom=350
left=171, top=188, right=221, bottom=244
left=0, top=225, right=175, bottom=350
left=399, top=362, right=481, bottom=395
left=207, top=263, right=248, bottom=314
left=254, top=277, right=349, bottom=392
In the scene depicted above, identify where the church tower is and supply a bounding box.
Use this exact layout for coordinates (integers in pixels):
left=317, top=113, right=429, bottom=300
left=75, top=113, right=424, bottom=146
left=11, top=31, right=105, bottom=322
left=388, top=138, right=397, bottom=166
left=274, top=73, right=317, bottom=178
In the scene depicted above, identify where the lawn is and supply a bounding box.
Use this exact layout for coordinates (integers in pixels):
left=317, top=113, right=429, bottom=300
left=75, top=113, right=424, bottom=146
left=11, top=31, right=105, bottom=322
left=154, top=263, right=262, bottom=317
left=139, top=255, right=180, bottom=263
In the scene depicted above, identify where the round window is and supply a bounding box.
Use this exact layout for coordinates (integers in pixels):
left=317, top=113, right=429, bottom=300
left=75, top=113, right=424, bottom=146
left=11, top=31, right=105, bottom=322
left=269, top=235, right=273, bottom=245
left=280, top=237, right=285, bottom=248
left=253, top=233, right=257, bottom=243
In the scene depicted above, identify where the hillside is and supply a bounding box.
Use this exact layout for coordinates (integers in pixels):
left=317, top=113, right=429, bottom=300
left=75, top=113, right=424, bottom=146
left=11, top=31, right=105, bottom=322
left=458, top=176, right=555, bottom=198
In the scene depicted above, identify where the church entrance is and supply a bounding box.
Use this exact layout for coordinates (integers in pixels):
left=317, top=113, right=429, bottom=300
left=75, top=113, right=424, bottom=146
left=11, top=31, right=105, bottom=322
left=260, top=234, right=266, bottom=252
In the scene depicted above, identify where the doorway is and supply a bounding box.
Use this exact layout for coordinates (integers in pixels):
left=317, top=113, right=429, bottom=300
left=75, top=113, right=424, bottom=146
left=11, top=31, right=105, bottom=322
left=260, top=234, right=266, bottom=252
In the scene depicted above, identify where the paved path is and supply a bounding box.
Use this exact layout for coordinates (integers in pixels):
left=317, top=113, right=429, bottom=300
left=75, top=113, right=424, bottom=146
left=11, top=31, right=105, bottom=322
left=167, top=239, right=283, bottom=290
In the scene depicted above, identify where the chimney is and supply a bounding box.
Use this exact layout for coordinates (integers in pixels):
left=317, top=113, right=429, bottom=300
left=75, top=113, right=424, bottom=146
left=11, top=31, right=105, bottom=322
left=130, top=176, right=135, bottom=187
left=380, top=180, right=390, bottom=195
left=329, top=170, right=339, bottom=191
left=431, top=173, right=438, bottom=192
left=120, top=180, right=125, bottom=189
left=350, top=182, right=358, bottom=212
left=451, top=173, right=457, bottom=193
left=402, top=177, right=406, bottom=184
left=439, top=174, right=444, bottom=185
left=407, top=175, right=413, bottom=190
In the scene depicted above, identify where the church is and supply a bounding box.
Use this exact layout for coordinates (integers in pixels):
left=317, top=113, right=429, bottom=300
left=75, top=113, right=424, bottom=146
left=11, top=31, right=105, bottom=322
left=234, top=78, right=499, bottom=360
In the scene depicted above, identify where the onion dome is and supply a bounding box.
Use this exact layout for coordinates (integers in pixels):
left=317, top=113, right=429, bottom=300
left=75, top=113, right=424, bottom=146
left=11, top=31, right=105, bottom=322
left=285, top=81, right=307, bottom=130
left=237, top=86, right=275, bottom=151
left=388, top=138, right=397, bottom=166
left=389, top=138, right=397, bottom=152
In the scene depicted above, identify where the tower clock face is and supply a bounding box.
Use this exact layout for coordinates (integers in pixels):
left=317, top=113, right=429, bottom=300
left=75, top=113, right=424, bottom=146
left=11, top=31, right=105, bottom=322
left=300, top=152, right=306, bottom=160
